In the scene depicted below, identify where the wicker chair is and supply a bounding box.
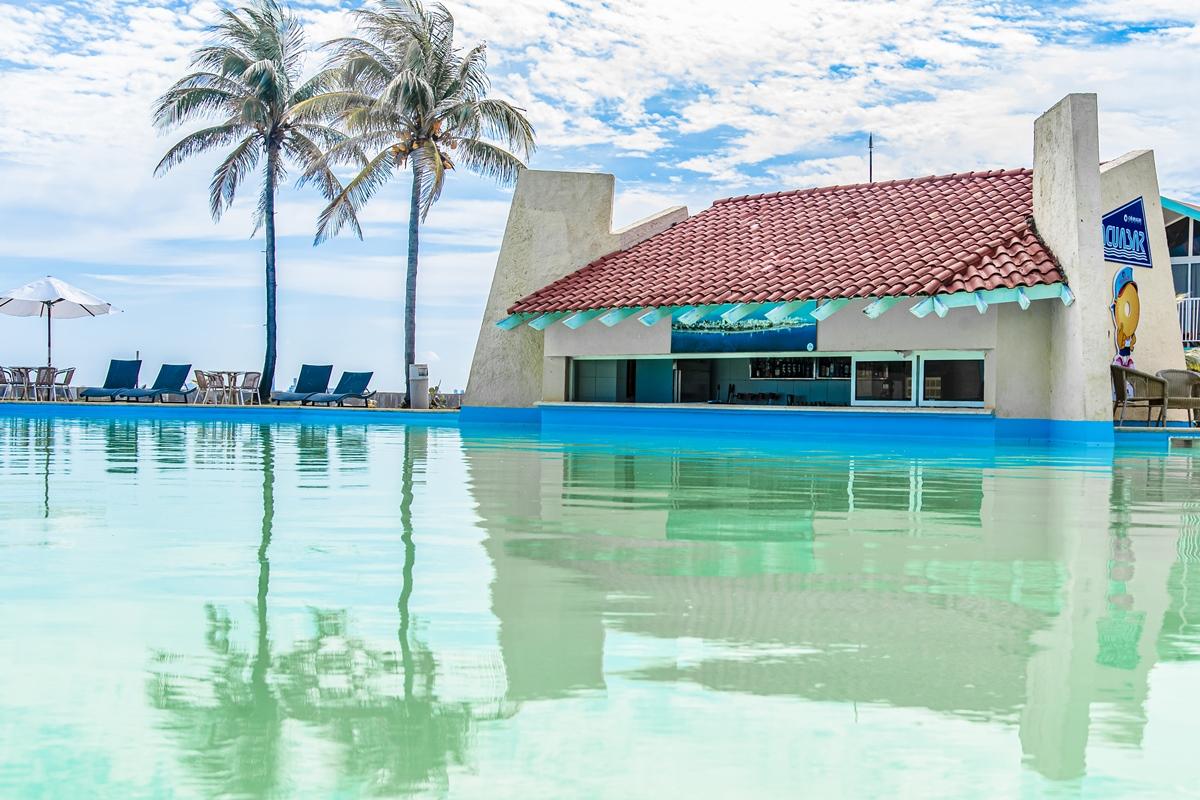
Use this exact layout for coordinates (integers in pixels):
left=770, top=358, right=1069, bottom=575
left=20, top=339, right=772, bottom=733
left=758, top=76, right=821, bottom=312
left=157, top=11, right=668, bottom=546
left=192, top=370, right=211, bottom=404
left=1157, top=369, right=1200, bottom=426
left=53, top=367, right=75, bottom=401
left=7, top=367, right=33, bottom=401
left=238, top=372, right=262, bottom=405
left=1111, top=364, right=1167, bottom=426
left=33, top=367, right=57, bottom=401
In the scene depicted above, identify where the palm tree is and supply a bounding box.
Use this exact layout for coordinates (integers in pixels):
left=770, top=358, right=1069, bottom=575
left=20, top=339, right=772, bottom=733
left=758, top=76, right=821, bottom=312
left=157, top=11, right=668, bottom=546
left=153, top=0, right=352, bottom=402
left=309, top=0, right=535, bottom=401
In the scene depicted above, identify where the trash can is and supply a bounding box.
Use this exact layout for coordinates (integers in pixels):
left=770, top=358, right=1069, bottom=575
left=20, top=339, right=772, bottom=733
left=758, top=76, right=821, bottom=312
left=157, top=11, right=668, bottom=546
left=408, top=363, right=430, bottom=409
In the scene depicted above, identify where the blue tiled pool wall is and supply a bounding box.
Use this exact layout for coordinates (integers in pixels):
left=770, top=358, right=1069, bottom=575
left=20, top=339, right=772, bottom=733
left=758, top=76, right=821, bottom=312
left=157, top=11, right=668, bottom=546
left=7, top=401, right=1192, bottom=447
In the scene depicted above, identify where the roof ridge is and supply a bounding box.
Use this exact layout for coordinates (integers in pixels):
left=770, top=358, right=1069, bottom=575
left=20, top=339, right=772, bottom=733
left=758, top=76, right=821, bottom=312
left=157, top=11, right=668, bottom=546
left=712, top=167, right=1032, bottom=207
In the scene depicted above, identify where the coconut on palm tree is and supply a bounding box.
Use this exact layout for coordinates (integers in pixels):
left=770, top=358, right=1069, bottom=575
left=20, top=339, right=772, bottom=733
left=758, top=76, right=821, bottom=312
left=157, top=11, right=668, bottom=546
left=153, top=0, right=353, bottom=402
left=308, top=0, right=535, bottom=404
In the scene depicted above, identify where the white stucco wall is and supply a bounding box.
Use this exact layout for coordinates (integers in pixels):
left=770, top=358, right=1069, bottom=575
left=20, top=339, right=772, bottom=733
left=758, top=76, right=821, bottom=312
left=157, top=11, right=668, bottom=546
left=545, top=315, right=671, bottom=357
left=465, top=169, right=686, bottom=407
left=817, top=298, right=998, bottom=352
left=994, top=303, right=1053, bottom=419
left=1033, top=94, right=1112, bottom=423
left=1099, top=151, right=1186, bottom=381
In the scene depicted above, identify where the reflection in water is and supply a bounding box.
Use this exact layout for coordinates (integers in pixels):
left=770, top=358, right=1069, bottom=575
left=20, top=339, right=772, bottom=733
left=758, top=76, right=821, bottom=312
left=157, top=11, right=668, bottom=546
left=148, top=425, right=483, bottom=798
left=464, top=434, right=1200, bottom=785
left=5, top=415, right=1200, bottom=795
left=103, top=420, right=139, bottom=475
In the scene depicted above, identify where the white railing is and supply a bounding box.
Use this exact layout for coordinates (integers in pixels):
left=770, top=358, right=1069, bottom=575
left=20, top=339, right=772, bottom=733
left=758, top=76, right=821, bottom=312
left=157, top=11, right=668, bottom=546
left=1181, top=297, right=1200, bottom=345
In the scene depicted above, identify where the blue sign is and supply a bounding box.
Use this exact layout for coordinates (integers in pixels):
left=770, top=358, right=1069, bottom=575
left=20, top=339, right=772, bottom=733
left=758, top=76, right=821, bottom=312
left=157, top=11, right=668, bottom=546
left=1102, top=197, right=1152, bottom=268
left=671, top=321, right=817, bottom=354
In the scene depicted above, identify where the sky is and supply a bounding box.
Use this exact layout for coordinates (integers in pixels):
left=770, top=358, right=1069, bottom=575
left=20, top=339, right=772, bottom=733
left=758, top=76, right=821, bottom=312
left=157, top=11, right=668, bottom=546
left=1, top=0, right=1199, bottom=392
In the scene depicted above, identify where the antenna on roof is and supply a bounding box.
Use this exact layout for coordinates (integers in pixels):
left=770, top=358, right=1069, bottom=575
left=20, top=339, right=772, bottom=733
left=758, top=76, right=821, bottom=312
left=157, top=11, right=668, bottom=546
left=868, top=133, right=874, bottom=183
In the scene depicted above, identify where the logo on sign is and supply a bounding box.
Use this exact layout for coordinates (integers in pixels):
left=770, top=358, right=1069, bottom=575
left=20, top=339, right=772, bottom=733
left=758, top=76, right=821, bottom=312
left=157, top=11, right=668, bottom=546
left=1101, top=197, right=1152, bottom=268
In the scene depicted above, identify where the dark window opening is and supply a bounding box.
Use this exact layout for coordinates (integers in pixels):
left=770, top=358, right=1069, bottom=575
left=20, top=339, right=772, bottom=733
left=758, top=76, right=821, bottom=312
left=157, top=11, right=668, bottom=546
left=1167, top=217, right=1190, bottom=258
left=922, top=359, right=984, bottom=403
left=855, top=361, right=913, bottom=402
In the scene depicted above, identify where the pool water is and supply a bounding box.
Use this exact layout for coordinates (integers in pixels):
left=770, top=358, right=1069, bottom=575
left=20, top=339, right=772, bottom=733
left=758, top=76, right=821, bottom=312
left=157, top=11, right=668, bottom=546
left=2, top=412, right=1199, bottom=798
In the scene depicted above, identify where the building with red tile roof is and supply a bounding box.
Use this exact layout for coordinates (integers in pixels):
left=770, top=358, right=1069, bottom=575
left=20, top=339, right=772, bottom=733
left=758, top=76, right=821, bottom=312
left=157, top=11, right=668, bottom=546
left=509, top=169, right=1063, bottom=314
left=465, top=94, right=1187, bottom=440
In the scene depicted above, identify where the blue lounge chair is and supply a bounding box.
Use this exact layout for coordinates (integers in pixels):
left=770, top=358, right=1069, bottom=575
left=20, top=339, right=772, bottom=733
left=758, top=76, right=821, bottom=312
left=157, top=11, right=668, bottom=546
left=302, top=371, right=375, bottom=406
left=270, top=364, right=333, bottom=404
left=80, top=359, right=142, bottom=402
left=118, top=364, right=195, bottom=403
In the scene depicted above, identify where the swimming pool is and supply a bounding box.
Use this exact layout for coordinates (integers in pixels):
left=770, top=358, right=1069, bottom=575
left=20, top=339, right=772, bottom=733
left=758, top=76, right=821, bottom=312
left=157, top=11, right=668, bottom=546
left=1, top=408, right=1198, bottom=798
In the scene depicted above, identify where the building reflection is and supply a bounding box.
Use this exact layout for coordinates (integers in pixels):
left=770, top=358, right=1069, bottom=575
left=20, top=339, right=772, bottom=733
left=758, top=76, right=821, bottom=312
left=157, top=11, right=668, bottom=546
left=462, top=432, right=1199, bottom=783
left=148, top=425, right=488, bottom=798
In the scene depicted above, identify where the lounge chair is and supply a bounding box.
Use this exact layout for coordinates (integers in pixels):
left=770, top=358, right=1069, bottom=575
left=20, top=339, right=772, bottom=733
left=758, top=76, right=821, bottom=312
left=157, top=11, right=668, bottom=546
left=302, top=371, right=375, bottom=407
left=1111, top=364, right=1166, bottom=426
left=80, top=359, right=142, bottom=402
left=118, top=364, right=195, bottom=403
left=270, top=364, right=333, bottom=404
left=1157, top=369, right=1200, bottom=426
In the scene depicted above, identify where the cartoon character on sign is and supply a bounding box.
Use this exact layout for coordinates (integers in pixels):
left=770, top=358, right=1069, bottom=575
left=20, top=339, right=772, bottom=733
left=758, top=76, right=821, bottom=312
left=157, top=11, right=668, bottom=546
left=1111, top=266, right=1140, bottom=369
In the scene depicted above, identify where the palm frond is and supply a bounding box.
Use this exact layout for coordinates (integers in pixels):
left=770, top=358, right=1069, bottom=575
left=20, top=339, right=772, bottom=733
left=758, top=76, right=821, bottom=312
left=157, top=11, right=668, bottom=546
left=155, top=123, right=250, bottom=176
left=453, top=138, right=524, bottom=186
left=287, top=132, right=363, bottom=240
left=410, top=139, right=445, bottom=220
left=314, top=148, right=396, bottom=244
left=153, top=84, right=242, bottom=130
left=469, top=98, right=535, bottom=158
left=209, top=134, right=264, bottom=220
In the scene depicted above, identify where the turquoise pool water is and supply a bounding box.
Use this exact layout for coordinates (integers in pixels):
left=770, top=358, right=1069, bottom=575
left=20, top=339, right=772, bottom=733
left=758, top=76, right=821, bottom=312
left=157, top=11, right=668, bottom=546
left=1, top=411, right=1199, bottom=798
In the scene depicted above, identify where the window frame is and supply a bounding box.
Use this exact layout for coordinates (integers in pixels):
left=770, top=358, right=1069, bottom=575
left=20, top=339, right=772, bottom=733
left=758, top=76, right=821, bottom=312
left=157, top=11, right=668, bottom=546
left=849, top=353, right=918, bottom=407
left=917, top=351, right=986, bottom=408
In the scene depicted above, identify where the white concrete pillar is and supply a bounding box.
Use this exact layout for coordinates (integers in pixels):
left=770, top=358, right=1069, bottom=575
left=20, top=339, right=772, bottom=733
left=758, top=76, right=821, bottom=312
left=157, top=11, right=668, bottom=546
left=465, top=170, right=686, bottom=408
left=1033, top=94, right=1111, bottom=423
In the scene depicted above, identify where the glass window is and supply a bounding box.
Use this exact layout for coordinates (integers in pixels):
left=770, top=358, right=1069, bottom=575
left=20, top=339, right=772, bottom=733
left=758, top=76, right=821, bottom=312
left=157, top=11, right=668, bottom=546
left=1174, top=264, right=1190, bottom=297
left=922, top=359, right=984, bottom=403
left=1193, top=222, right=1200, bottom=259
left=855, top=360, right=912, bottom=402
left=1192, top=264, right=1200, bottom=299
left=1167, top=218, right=1190, bottom=257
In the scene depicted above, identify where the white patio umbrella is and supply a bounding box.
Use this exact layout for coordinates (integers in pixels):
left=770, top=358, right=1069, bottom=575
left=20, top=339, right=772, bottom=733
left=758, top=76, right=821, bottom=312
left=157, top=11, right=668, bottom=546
left=0, top=277, right=119, bottom=366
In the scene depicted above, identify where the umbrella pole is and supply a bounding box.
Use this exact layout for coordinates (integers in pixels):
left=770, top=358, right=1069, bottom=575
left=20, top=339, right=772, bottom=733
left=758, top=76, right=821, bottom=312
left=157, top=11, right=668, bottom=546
left=46, top=303, right=52, bottom=367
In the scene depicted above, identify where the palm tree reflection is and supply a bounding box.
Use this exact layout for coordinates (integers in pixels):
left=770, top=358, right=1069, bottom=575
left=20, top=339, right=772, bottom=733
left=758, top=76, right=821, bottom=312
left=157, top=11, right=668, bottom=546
left=149, top=425, right=481, bottom=797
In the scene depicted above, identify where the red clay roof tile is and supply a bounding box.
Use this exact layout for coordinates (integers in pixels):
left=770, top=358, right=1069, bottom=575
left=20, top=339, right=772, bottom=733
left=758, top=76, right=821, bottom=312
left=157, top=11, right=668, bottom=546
left=508, top=169, right=1064, bottom=314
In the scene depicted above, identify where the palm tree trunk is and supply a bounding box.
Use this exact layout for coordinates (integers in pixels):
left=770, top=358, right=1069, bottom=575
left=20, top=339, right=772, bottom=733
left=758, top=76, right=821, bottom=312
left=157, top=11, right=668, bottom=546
left=261, top=145, right=280, bottom=403
left=405, top=164, right=420, bottom=404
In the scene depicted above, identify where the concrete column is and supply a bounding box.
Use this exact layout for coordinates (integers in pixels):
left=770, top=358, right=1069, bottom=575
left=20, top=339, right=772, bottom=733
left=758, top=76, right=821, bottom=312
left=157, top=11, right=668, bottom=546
left=465, top=169, right=687, bottom=408
left=1100, top=151, right=1187, bottom=421
left=465, top=171, right=620, bottom=409
left=542, top=356, right=569, bottom=403
left=1033, top=94, right=1111, bottom=423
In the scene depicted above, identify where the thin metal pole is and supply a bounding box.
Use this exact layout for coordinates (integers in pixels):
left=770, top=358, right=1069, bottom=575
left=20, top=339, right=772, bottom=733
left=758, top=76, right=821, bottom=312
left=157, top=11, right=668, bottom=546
left=868, top=133, right=874, bottom=183
left=46, top=303, right=52, bottom=367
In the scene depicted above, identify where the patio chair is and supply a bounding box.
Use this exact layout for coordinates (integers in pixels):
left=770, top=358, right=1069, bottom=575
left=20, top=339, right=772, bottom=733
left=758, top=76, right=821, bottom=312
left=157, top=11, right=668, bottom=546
left=237, top=372, right=262, bottom=405
left=80, top=359, right=142, bottom=401
left=271, top=364, right=333, bottom=404
left=1111, top=364, right=1167, bottom=426
left=302, top=371, right=375, bottom=407
left=119, top=364, right=195, bottom=403
left=0, top=368, right=13, bottom=400
left=4, top=367, right=33, bottom=400
left=1156, top=369, right=1200, bottom=426
left=52, top=367, right=75, bottom=401
left=33, top=367, right=57, bottom=401
left=193, top=370, right=212, bottom=404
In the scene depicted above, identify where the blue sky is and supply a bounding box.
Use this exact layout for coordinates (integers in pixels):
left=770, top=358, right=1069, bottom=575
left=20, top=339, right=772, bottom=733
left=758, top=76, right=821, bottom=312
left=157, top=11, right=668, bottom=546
left=1, top=0, right=1199, bottom=392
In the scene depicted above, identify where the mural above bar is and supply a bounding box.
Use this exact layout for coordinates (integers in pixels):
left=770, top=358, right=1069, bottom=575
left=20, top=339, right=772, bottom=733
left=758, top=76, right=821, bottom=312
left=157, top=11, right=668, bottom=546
left=671, top=316, right=818, bottom=354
